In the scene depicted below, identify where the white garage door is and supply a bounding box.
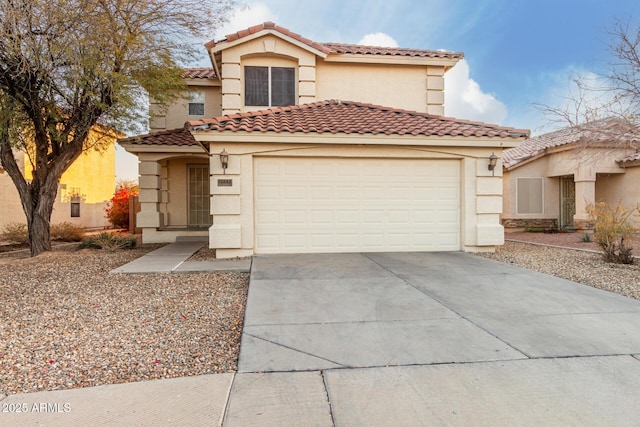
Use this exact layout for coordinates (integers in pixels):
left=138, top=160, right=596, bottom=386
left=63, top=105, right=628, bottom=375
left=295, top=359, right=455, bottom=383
left=254, top=157, right=460, bottom=253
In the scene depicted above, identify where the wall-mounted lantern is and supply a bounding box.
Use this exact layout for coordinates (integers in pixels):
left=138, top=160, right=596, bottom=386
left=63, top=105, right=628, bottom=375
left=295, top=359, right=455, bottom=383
left=219, top=149, right=229, bottom=174
left=488, top=152, right=498, bottom=171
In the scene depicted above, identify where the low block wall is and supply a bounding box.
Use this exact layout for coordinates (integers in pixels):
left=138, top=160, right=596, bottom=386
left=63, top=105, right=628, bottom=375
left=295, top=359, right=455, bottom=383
left=502, top=218, right=558, bottom=230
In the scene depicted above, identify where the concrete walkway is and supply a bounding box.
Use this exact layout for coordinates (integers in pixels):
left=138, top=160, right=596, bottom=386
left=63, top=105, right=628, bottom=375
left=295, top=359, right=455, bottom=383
left=3, top=252, right=640, bottom=426
left=109, top=237, right=251, bottom=274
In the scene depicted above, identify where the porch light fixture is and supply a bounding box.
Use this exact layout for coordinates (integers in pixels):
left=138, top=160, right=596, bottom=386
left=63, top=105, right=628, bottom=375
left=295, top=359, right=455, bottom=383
left=219, top=149, right=229, bottom=174
left=488, top=152, right=498, bottom=171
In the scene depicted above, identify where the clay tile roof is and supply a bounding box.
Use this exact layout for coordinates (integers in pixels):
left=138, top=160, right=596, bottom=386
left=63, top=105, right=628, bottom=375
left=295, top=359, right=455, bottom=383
left=207, top=21, right=332, bottom=54
left=206, top=22, right=462, bottom=59
left=503, top=117, right=639, bottom=168
left=118, top=128, right=200, bottom=147
left=321, top=42, right=463, bottom=59
left=186, top=100, right=529, bottom=139
left=181, top=68, right=217, bottom=79
left=619, top=151, right=640, bottom=166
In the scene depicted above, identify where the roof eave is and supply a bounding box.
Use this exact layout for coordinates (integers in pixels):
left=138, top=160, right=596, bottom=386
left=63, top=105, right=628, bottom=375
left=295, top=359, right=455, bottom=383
left=210, top=29, right=329, bottom=58
left=190, top=130, right=525, bottom=147
left=617, top=159, right=640, bottom=168
left=118, top=143, right=207, bottom=155
left=323, top=54, right=461, bottom=69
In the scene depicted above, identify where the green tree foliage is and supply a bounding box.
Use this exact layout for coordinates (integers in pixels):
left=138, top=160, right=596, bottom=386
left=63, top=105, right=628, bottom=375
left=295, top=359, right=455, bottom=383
left=0, top=0, right=233, bottom=256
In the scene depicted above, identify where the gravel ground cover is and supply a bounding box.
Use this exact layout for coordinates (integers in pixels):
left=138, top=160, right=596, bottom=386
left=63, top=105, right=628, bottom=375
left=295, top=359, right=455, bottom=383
left=0, top=244, right=249, bottom=396
left=480, top=236, right=640, bottom=301
left=2, top=232, right=639, bottom=396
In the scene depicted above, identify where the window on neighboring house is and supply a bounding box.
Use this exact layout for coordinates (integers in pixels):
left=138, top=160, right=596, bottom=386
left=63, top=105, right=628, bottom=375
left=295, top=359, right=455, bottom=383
left=188, top=90, right=205, bottom=116
left=70, top=202, right=80, bottom=217
left=517, top=177, right=544, bottom=214
left=245, top=66, right=295, bottom=107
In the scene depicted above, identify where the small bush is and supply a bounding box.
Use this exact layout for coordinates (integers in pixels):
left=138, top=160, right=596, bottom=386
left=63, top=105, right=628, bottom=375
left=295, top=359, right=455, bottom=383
left=105, top=184, right=138, bottom=229
left=79, top=232, right=137, bottom=251
left=586, top=201, right=639, bottom=264
left=580, top=232, right=592, bottom=243
left=51, top=222, right=85, bottom=241
left=1, top=223, right=28, bottom=244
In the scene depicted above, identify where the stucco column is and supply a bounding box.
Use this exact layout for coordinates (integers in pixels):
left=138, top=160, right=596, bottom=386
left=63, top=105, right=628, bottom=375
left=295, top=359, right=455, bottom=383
left=137, top=160, right=163, bottom=228
left=221, top=51, right=241, bottom=115
left=426, top=66, right=445, bottom=116
left=573, top=179, right=596, bottom=230
left=473, top=156, right=505, bottom=248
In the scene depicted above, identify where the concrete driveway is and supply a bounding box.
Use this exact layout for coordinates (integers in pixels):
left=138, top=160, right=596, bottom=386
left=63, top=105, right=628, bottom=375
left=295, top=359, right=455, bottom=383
left=227, top=252, right=640, bottom=426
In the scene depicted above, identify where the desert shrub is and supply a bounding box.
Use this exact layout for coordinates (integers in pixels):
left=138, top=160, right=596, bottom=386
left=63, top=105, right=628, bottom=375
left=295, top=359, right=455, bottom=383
left=105, top=184, right=138, bottom=229
left=1, top=223, right=28, bottom=244
left=79, top=232, right=137, bottom=251
left=51, top=222, right=85, bottom=241
left=586, top=201, right=639, bottom=264
left=580, top=232, right=592, bottom=243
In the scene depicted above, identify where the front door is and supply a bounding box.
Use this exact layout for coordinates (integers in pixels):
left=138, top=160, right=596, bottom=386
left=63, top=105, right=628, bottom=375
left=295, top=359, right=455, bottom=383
left=559, top=176, right=575, bottom=229
left=188, top=165, right=212, bottom=227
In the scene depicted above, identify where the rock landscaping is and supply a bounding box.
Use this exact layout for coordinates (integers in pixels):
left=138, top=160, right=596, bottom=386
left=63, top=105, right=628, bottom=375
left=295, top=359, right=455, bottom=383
left=0, top=244, right=248, bottom=395
left=481, top=233, right=640, bottom=301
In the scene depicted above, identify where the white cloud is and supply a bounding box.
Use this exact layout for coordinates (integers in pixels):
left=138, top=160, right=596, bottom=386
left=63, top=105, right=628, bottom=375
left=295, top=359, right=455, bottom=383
left=357, top=32, right=399, bottom=47
left=215, top=3, right=278, bottom=40
left=445, top=59, right=507, bottom=124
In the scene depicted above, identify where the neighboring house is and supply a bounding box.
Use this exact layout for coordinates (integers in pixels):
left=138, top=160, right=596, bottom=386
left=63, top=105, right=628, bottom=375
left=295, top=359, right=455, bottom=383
left=0, top=127, right=118, bottom=231
left=120, top=22, right=529, bottom=258
left=502, top=118, right=640, bottom=230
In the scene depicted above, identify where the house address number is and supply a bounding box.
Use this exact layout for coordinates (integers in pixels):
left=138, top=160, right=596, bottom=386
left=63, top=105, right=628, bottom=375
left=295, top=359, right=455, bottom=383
left=217, top=179, right=233, bottom=187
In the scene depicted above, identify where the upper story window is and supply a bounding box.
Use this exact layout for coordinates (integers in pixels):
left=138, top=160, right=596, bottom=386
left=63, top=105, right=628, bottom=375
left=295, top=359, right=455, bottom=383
left=188, top=90, right=205, bottom=116
left=245, top=66, right=295, bottom=107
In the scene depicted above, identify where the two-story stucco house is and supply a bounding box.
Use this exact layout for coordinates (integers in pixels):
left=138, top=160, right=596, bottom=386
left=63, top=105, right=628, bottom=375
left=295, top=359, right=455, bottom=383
left=120, top=22, right=529, bottom=258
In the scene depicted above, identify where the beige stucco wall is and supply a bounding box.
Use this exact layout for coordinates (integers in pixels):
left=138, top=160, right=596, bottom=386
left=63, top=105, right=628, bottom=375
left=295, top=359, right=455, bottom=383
left=164, top=158, right=209, bottom=227
left=134, top=151, right=211, bottom=242
left=209, top=32, right=449, bottom=116
left=595, top=170, right=640, bottom=226
left=219, top=34, right=318, bottom=114
left=0, top=171, right=27, bottom=228
left=315, top=62, right=433, bottom=113
left=502, top=159, right=560, bottom=225
left=0, top=172, right=109, bottom=231
left=203, top=139, right=507, bottom=258
left=150, top=84, right=222, bottom=132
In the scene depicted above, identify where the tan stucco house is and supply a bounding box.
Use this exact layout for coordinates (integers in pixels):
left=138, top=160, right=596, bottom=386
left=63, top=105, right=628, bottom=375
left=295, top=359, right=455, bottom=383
left=502, top=118, right=640, bottom=230
left=120, top=22, right=529, bottom=258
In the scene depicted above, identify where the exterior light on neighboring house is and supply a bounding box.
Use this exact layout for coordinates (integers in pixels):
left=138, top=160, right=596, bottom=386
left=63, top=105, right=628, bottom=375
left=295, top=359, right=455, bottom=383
left=488, top=153, right=498, bottom=171
left=219, top=149, right=229, bottom=174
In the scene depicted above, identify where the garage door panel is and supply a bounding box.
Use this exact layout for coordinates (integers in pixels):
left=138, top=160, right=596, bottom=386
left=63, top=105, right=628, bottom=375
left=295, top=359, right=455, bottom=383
left=336, top=211, right=358, bottom=224
left=254, top=157, right=460, bottom=253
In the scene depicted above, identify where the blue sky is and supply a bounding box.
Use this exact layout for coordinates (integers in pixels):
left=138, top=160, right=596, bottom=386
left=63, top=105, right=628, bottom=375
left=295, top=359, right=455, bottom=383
left=116, top=0, right=640, bottom=180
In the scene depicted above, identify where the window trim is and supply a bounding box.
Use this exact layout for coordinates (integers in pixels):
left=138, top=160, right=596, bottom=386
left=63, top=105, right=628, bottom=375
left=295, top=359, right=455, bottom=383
left=244, top=65, right=296, bottom=107
left=516, top=177, right=544, bottom=215
left=70, top=202, right=81, bottom=218
left=188, top=90, right=205, bottom=116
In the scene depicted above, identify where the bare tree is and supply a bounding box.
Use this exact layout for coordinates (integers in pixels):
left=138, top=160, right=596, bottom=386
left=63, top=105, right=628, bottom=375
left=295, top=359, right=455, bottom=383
left=609, top=20, right=640, bottom=117
left=0, top=0, right=233, bottom=256
left=535, top=19, right=640, bottom=133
